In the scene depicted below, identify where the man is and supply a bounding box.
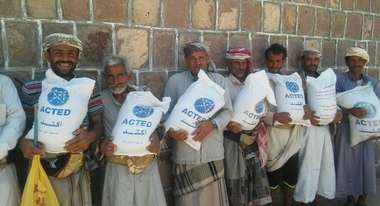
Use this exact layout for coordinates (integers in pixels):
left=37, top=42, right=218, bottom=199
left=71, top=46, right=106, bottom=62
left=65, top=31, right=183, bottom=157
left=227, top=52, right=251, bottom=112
left=223, top=48, right=272, bottom=206
left=164, top=42, right=232, bottom=206
left=294, top=48, right=341, bottom=206
left=335, top=47, right=377, bottom=206
left=99, top=55, right=166, bottom=206
left=0, top=74, right=26, bottom=206
left=262, top=43, right=307, bottom=206
left=19, top=33, right=103, bottom=206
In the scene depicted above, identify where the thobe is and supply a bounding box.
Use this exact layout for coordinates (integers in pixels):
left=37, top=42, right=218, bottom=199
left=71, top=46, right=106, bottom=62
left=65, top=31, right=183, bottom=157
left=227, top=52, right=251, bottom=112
left=0, top=74, right=26, bottom=206
left=101, top=89, right=167, bottom=206
left=334, top=72, right=377, bottom=197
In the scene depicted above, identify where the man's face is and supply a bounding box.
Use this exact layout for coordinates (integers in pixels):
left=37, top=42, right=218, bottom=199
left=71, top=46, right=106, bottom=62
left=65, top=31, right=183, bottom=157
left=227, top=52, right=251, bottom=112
left=105, top=65, right=131, bottom=95
left=228, top=59, right=250, bottom=81
left=346, top=56, right=366, bottom=74
left=302, top=53, right=320, bottom=73
left=185, top=51, right=209, bottom=74
left=44, top=44, right=79, bottom=77
left=266, top=52, right=285, bottom=73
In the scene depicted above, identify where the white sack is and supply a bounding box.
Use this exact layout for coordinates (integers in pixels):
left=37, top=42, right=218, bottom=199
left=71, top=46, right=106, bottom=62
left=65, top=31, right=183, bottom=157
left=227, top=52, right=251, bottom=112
left=0, top=104, right=5, bottom=126
left=336, top=84, right=380, bottom=146
left=231, top=70, right=276, bottom=130
left=268, top=72, right=310, bottom=126
left=306, top=68, right=337, bottom=125
left=26, top=69, right=95, bottom=153
left=164, top=70, right=225, bottom=150
left=112, top=91, right=171, bottom=156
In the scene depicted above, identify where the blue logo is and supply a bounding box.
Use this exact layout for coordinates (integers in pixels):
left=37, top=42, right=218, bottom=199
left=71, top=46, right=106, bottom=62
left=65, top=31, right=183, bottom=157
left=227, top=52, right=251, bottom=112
left=47, top=87, right=69, bottom=106
left=286, top=81, right=299, bottom=93
left=255, top=100, right=265, bottom=114
left=133, top=106, right=154, bottom=118
left=194, top=98, right=215, bottom=114
left=353, top=102, right=377, bottom=119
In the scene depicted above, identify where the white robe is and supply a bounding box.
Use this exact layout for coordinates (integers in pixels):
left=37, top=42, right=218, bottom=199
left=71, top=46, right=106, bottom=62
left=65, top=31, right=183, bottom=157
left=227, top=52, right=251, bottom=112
left=294, top=126, right=335, bottom=203
left=0, top=75, right=26, bottom=206
left=0, top=164, right=20, bottom=206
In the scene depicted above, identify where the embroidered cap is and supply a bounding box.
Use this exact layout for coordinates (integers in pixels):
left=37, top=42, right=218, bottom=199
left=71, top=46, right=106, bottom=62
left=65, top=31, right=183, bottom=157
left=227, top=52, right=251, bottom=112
left=43, top=33, right=83, bottom=52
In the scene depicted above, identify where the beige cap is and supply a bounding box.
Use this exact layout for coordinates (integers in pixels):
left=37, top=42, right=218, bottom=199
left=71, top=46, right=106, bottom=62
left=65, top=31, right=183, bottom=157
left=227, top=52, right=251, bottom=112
left=345, top=47, right=369, bottom=63
left=301, top=48, right=321, bottom=57
left=43, top=33, right=83, bottom=52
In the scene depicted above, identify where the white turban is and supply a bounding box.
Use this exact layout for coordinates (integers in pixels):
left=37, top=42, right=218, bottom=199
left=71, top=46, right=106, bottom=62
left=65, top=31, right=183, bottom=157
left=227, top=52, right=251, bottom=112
left=345, top=47, right=369, bottom=64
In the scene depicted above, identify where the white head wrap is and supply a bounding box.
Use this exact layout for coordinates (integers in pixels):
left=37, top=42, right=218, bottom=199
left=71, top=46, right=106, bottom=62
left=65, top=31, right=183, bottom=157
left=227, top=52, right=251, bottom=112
left=345, top=47, right=369, bottom=64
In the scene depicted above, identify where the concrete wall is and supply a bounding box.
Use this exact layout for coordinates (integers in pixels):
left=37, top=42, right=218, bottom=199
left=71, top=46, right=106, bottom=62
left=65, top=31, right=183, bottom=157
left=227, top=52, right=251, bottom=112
left=1, top=0, right=380, bottom=204
left=1, top=0, right=380, bottom=95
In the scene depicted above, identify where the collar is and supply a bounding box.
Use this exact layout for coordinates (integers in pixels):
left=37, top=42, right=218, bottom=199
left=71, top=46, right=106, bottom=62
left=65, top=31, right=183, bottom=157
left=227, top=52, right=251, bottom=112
left=264, top=67, right=284, bottom=75
left=303, top=70, right=319, bottom=78
left=228, top=74, right=244, bottom=85
left=45, top=69, right=76, bottom=84
left=346, top=71, right=368, bottom=82
left=187, top=69, right=211, bottom=81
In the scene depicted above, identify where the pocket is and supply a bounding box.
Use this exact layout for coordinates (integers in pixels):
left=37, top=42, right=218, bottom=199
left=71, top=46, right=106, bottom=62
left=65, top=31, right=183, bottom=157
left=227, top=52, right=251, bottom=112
left=0, top=104, right=6, bottom=126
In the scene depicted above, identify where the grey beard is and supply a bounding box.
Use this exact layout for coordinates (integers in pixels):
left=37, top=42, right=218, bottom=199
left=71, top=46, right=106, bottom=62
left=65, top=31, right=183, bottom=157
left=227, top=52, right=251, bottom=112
left=110, top=84, right=128, bottom=94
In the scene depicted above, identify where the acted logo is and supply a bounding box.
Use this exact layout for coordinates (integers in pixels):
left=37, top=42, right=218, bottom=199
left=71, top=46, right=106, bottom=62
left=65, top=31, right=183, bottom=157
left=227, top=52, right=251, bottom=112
left=285, top=81, right=299, bottom=93
left=255, top=100, right=265, bottom=114
left=133, top=105, right=154, bottom=118
left=194, top=98, right=215, bottom=114
left=353, top=102, right=377, bottom=119
left=47, top=87, right=69, bottom=106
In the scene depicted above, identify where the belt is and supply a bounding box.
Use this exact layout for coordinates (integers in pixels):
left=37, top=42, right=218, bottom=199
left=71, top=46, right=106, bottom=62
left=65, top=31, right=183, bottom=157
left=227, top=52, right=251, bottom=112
left=240, top=133, right=256, bottom=149
left=274, top=124, right=294, bottom=129
left=0, top=156, right=7, bottom=165
left=224, top=130, right=256, bottom=148
left=41, top=153, right=84, bottom=178
left=107, top=154, right=156, bottom=175
left=0, top=156, right=7, bottom=169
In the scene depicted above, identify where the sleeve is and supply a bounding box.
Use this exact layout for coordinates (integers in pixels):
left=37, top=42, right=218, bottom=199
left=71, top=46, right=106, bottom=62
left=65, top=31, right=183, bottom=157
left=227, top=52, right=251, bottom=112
left=162, top=76, right=178, bottom=121
left=211, top=77, right=233, bottom=132
left=263, top=102, right=277, bottom=126
left=0, top=77, right=26, bottom=159
left=19, top=81, right=42, bottom=134
left=335, top=73, right=344, bottom=93
left=371, top=79, right=380, bottom=99
left=87, top=83, right=104, bottom=117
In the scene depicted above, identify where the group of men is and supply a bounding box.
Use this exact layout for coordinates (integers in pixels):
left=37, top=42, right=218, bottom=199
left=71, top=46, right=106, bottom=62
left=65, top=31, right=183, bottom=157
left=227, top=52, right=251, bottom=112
left=0, top=32, right=377, bottom=206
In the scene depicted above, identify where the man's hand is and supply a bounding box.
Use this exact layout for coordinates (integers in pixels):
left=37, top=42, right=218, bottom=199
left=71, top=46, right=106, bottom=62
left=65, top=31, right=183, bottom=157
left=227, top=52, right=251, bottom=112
left=332, top=110, right=343, bottom=124
left=19, top=139, right=45, bottom=159
left=348, top=108, right=368, bottom=118
left=192, top=120, right=215, bottom=142
left=310, top=112, right=320, bottom=126
left=100, top=138, right=116, bottom=157
left=227, top=121, right=242, bottom=134
left=303, top=105, right=313, bottom=120
left=273, top=112, right=292, bottom=125
left=146, top=132, right=160, bottom=154
left=65, top=127, right=96, bottom=153
left=167, top=128, right=188, bottom=141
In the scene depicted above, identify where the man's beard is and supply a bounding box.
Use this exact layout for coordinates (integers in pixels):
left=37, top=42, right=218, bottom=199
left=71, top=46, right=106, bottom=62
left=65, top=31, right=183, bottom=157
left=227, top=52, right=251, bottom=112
left=50, top=61, right=76, bottom=79
left=305, top=65, right=318, bottom=72
left=110, top=83, right=128, bottom=94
